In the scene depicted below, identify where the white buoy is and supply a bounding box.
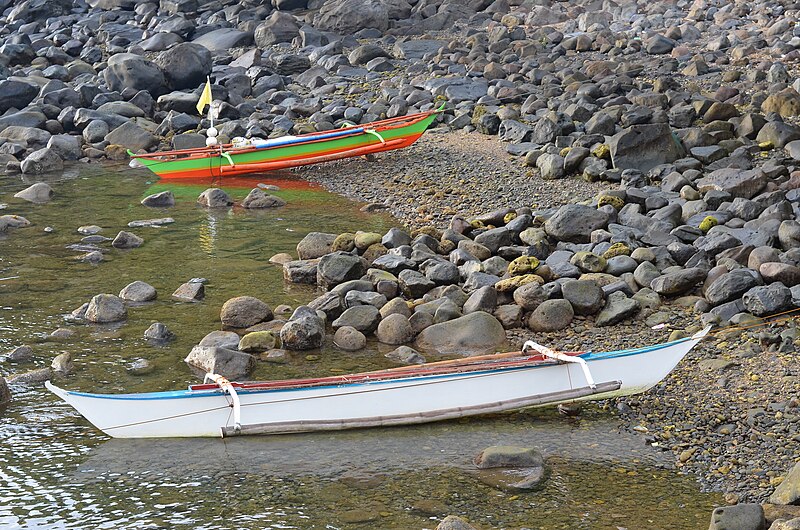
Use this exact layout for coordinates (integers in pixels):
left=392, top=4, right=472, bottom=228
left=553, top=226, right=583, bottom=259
left=205, top=126, right=219, bottom=147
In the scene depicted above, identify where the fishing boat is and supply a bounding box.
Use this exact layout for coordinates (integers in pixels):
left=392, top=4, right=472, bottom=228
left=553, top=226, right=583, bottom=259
left=129, top=108, right=441, bottom=180
left=46, top=327, right=709, bottom=439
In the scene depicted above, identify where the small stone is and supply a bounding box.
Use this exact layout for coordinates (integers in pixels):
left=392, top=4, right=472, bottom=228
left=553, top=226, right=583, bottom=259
left=220, top=296, right=273, bottom=328
left=197, top=188, right=233, bottom=208
left=172, top=281, right=205, bottom=301
left=119, top=281, right=157, bottom=302
left=140, top=191, right=175, bottom=208
left=85, top=294, right=127, bottom=323
left=14, top=182, right=53, bottom=203
left=238, top=331, right=278, bottom=353
left=6, top=345, right=33, bottom=362
left=376, top=313, right=415, bottom=344
left=528, top=299, right=573, bottom=332
left=111, top=231, right=143, bottom=249
left=144, top=322, right=174, bottom=342
left=385, top=345, right=426, bottom=364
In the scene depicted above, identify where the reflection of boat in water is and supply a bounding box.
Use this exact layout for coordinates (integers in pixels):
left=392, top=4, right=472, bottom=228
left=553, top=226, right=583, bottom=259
left=47, top=328, right=709, bottom=439
left=142, top=173, right=321, bottom=200
left=74, top=410, right=669, bottom=481
left=130, top=109, right=440, bottom=179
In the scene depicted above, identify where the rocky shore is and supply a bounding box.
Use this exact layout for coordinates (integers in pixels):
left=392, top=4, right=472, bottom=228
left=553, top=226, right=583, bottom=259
left=3, top=0, right=800, bottom=526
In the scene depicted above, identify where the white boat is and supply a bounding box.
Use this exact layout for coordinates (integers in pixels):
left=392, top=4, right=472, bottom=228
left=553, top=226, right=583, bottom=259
left=46, top=327, right=709, bottom=439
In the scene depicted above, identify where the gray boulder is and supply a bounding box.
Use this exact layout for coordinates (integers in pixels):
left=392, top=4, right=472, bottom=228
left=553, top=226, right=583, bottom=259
left=20, top=148, right=63, bottom=174
left=333, top=326, right=367, bottom=351
left=596, top=291, right=640, bottom=326
left=314, top=0, right=389, bottom=33
left=0, top=80, right=38, bottom=113
left=463, top=285, right=497, bottom=314
left=112, top=231, right=143, bottom=249
left=105, top=122, right=158, bottom=151
left=144, top=322, right=174, bottom=342
left=198, top=188, right=233, bottom=208
left=242, top=188, right=286, bottom=208
left=650, top=268, right=706, bottom=296
left=184, top=346, right=256, bottom=379
left=415, top=311, right=505, bottom=355
left=742, top=283, right=793, bottom=316
left=544, top=205, right=609, bottom=243
left=280, top=306, right=324, bottom=350
left=220, top=296, right=273, bottom=328
left=14, top=182, right=53, bottom=203
left=47, top=135, right=82, bottom=161
left=104, top=53, right=166, bottom=97
left=155, top=42, right=211, bottom=91
left=297, top=232, right=336, bottom=259
left=193, top=29, right=253, bottom=52
left=376, top=313, right=414, bottom=344
left=697, top=168, right=767, bottom=200
left=172, top=281, right=204, bottom=301
left=561, top=280, right=604, bottom=315
left=254, top=12, right=300, bottom=46
left=0, top=215, right=30, bottom=233
left=141, top=191, right=175, bottom=208
left=609, top=123, right=685, bottom=172
left=85, top=294, right=127, bottom=323
left=528, top=299, right=573, bottom=332
left=317, top=252, right=367, bottom=289
left=708, top=504, right=764, bottom=530
left=199, top=330, right=240, bottom=349
left=385, top=345, right=426, bottom=364
left=119, top=281, right=157, bottom=302
left=770, top=462, right=800, bottom=505
left=332, top=305, right=381, bottom=333
left=705, top=270, right=760, bottom=306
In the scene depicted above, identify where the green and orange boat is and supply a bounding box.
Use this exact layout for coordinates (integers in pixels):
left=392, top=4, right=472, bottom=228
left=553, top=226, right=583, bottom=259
left=130, top=108, right=441, bottom=180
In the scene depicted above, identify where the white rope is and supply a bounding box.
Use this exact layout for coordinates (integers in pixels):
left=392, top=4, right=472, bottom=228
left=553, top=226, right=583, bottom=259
left=205, top=372, right=242, bottom=434
left=523, top=341, right=597, bottom=389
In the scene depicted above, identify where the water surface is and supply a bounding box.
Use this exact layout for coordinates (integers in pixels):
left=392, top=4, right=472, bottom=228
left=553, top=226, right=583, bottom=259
left=0, top=165, right=720, bottom=529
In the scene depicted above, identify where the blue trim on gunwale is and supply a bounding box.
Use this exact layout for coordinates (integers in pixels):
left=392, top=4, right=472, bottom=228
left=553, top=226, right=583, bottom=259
left=62, top=336, right=694, bottom=401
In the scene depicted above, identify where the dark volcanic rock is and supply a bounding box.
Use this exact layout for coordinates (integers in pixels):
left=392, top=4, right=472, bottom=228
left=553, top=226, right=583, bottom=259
left=155, top=43, right=212, bottom=91
left=104, top=53, right=166, bottom=97
left=609, top=123, right=685, bottom=173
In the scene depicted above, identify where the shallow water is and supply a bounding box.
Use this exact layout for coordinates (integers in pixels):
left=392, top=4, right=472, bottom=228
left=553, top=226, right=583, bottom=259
left=0, top=164, right=720, bottom=529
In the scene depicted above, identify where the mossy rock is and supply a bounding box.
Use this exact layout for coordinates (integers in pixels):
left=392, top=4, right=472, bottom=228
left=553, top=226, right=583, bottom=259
left=411, top=226, right=442, bottom=239
left=472, top=104, right=488, bottom=122
left=507, top=256, right=540, bottom=276
left=503, top=211, right=517, bottom=224
left=592, top=144, right=611, bottom=159
left=758, top=141, right=774, bottom=150
left=602, top=242, right=631, bottom=259
left=239, top=331, right=278, bottom=353
left=570, top=251, right=607, bottom=273
left=699, top=215, right=718, bottom=233
left=332, top=232, right=356, bottom=252
left=495, top=274, right=544, bottom=292
left=439, top=239, right=456, bottom=253
left=597, top=194, right=624, bottom=210
left=354, top=231, right=382, bottom=250
left=362, top=242, right=388, bottom=262
left=471, top=219, right=486, bottom=229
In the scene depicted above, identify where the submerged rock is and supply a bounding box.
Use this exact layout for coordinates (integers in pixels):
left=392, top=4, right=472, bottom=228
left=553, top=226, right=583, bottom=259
left=144, top=322, right=174, bottom=342
left=85, top=294, right=127, bottom=323
left=0, top=376, right=10, bottom=407
left=14, top=182, right=53, bottom=203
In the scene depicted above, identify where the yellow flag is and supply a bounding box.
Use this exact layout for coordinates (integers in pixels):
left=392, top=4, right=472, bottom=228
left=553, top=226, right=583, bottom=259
left=196, top=77, right=212, bottom=115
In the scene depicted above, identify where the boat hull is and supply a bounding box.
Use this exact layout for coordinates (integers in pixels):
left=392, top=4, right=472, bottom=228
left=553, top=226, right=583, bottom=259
left=132, top=111, right=437, bottom=180
left=46, top=329, right=708, bottom=438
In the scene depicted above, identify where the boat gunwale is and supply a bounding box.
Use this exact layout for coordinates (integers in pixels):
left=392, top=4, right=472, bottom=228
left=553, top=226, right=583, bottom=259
left=52, top=334, right=698, bottom=402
